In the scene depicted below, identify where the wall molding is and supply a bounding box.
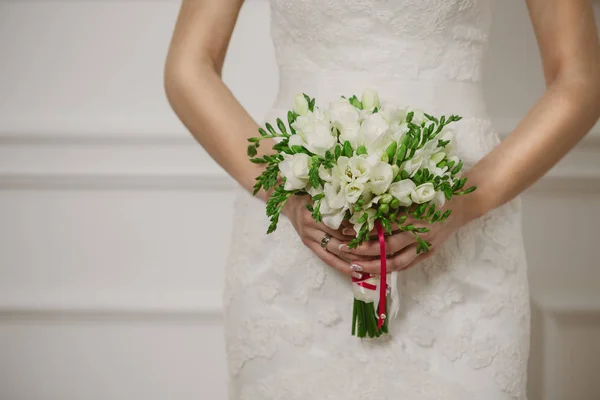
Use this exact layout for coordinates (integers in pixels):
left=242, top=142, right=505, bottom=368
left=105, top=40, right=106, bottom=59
left=0, top=292, right=222, bottom=322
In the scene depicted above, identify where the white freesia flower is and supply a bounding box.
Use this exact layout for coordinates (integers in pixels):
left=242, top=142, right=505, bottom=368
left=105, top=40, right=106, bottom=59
left=359, top=112, right=390, bottom=150
left=412, top=182, right=436, bottom=204
left=438, top=128, right=457, bottom=155
left=293, top=94, right=309, bottom=117
left=350, top=207, right=377, bottom=235
left=388, top=179, right=416, bottom=207
left=401, top=156, right=425, bottom=177
left=368, top=161, right=393, bottom=195
left=430, top=151, right=446, bottom=165
left=425, top=158, right=450, bottom=178
left=408, top=108, right=428, bottom=125
left=328, top=98, right=362, bottom=147
left=415, top=139, right=440, bottom=159
left=342, top=156, right=371, bottom=183
left=320, top=181, right=348, bottom=230
left=290, top=109, right=336, bottom=157
left=361, top=88, right=380, bottom=111
left=345, top=181, right=365, bottom=204
left=279, top=153, right=311, bottom=191
left=432, top=190, right=446, bottom=208
left=380, top=105, right=405, bottom=125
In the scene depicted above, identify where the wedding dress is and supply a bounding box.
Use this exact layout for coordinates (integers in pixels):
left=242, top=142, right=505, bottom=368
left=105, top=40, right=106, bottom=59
left=223, top=1, right=530, bottom=399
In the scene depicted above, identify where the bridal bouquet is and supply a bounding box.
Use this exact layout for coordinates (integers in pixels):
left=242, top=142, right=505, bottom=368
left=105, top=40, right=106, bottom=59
left=247, top=89, right=476, bottom=338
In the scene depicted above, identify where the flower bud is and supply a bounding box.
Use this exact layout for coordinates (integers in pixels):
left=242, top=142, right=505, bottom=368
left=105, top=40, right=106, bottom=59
left=378, top=204, right=390, bottom=214
left=380, top=194, right=393, bottom=204
left=293, top=94, right=309, bottom=116
left=390, top=198, right=401, bottom=209
left=361, top=89, right=380, bottom=111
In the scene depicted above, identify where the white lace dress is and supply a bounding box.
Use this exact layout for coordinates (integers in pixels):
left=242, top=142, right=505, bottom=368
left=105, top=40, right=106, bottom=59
left=223, top=1, right=531, bottom=399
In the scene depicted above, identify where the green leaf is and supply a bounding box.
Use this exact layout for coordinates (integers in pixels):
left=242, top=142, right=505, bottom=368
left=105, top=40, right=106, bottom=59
left=343, top=141, right=353, bottom=157
left=406, top=111, right=414, bottom=123
left=440, top=209, right=452, bottom=221
left=277, top=118, right=287, bottom=135
left=258, top=127, right=269, bottom=137
left=386, top=142, right=397, bottom=161
left=451, top=160, right=463, bottom=175
left=400, top=170, right=409, bottom=180
left=456, top=185, right=477, bottom=195
left=291, top=145, right=304, bottom=153
left=356, top=145, right=367, bottom=155
left=453, top=177, right=467, bottom=191
left=265, top=123, right=277, bottom=136
left=247, top=144, right=258, bottom=157
left=444, top=186, right=453, bottom=200
left=348, top=95, right=363, bottom=110
left=334, top=144, right=342, bottom=159
left=431, top=210, right=441, bottom=222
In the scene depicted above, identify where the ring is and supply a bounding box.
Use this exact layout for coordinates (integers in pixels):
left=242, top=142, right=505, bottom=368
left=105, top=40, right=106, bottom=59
left=320, top=233, right=332, bottom=249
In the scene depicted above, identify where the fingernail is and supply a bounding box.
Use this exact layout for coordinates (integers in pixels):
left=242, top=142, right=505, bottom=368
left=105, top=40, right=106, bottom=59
left=351, top=271, right=363, bottom=279
left=350, top=264, right=363, bottom=272
left=338, top=244, right=350, bottom=252
left=342, top=228, right=354, bottom=236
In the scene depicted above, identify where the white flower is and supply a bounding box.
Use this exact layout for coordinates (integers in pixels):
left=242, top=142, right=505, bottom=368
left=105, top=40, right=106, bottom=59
left=350, top=207, right=377, bottom=235
left=368, top=161, right=393, bottom=195
left=430, top=151, right=446, bottom=165
left=327, top=98, right=362, bottom=148
left=380, top=105, right=406, bottom=125
left=412, top=182, right=436, bottom=204
left=320, top=181, right=348, bottom=230
left=342, top=156, right=371, bottom=184
left=388, top=179, right=416, bottom=207
left=279, top=153, right=311, bottom=191
left=361, top=88, right=380, bottom=111
left=290, top=109, right=336, bottom=157
left=401, top=156, right=425, bottom=177
left=415, top=139, right=439, bottom=159
left=433, top=190, right=446, bottom=208
left=345, top=181, right=365, bottom=204
left=359, top=112, right=390, bottom=150
left=408, top=108, right=428, bottom=125
left=293, top=94, right=309, bottom=117
left=438, top=128, right=457, bottom=155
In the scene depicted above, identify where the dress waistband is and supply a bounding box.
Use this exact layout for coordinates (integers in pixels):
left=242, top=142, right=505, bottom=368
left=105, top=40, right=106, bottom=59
left=271, top=68, right=489, bottom=120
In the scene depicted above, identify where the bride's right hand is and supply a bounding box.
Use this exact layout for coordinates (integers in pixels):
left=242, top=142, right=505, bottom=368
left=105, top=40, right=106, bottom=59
left=282, top=194, right=380, bottom=277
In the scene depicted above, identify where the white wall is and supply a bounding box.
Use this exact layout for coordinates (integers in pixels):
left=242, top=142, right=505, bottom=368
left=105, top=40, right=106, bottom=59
left=0, top=1, right=598, bottom=399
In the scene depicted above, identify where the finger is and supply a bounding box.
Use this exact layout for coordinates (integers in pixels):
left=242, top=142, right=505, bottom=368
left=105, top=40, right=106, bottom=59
left=322, top=235, right=379, bottom=263
left=338, top=230, right=417, bottom=257
left=313, top=221, right=355, bottom=241
left=356, top=243, right=419, bottom=272
left=398, top=248, right=435, bottom=271
left=307, top=240, right=371, bottom=278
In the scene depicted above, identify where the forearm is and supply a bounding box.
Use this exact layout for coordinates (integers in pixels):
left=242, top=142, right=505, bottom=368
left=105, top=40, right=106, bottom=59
left=464, top=73, right=600, bottom=219
left=164, top=61, right=272, bottom=201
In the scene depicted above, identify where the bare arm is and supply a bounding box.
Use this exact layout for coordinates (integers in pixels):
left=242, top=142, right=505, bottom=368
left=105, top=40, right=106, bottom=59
left=464, top=0, right=600, bottom=218
left=164, top=0, right=270, bottom=200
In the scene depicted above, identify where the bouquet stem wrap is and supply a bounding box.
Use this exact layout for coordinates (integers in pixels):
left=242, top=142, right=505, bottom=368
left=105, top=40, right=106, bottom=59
left=351, top=221, right=392, bottom=338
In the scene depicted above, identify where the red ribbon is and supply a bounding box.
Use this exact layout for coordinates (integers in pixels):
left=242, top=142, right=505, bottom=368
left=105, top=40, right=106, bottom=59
left=375, top=220, right=387, bottom=329
left=351, top=272, right=377, bottom=290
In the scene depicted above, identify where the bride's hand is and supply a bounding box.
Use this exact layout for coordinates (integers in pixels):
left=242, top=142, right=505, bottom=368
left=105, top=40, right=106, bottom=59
left=338, top=194, right=476, bottom=272
left=282, top=195, right=379, bottom=277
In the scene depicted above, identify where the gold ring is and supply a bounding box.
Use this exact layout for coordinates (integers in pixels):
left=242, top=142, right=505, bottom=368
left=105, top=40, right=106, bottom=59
left=320, top=233, right=332, bottom=249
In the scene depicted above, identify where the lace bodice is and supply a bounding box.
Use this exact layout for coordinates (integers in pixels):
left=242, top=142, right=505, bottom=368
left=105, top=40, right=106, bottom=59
left=270, top=0, right=495, bottom=81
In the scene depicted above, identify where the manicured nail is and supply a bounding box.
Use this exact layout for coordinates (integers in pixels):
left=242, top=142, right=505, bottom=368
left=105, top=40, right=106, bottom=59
left=350, top=264, right=363, bottom=272
left=342, top=228, right=354, bottom=236
left=338, top=244, right=350, bottom=252
left=351, top=271, right=363, bottom=279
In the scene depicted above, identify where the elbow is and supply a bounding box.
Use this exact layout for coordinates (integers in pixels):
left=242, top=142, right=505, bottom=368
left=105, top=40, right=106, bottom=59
left=163, top=54, right=216, bottom=111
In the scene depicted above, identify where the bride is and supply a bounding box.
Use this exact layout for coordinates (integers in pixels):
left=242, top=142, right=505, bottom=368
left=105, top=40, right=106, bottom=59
left=164, top=1, right=600, bottom=399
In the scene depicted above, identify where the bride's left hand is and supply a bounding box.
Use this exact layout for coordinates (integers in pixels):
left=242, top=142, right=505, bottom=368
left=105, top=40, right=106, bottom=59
left=337, top=194, right=478, bottom=272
